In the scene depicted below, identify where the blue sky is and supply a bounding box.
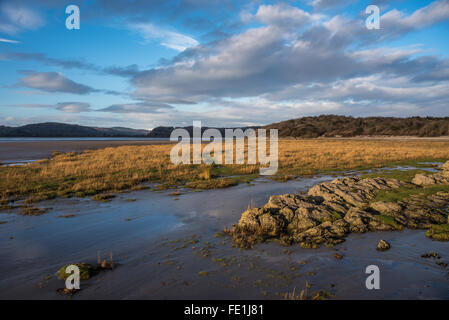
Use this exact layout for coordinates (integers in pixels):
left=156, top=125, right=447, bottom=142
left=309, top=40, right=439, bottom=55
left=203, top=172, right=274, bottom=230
left=1, top=0, right=449, bottom=129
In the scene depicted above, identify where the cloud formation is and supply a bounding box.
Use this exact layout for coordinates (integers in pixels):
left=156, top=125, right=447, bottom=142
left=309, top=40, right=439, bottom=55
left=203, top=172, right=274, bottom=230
left=99, top=102, right=174, bottom=113
left=13, top=102, right=91, bottom=113
left=0, top=38, right=19, bottom=43
left=0, top=51, right=141, bottom=77
left=382, top=0, right=449, bottom=32
left=129, top=23, right=199, bottom=51
left=16, top=71, right=96, bottom=94
left=116, top=1, right=449, bottom=126
left=2, top=0, right=449, bottom=128
left=249, top=4, right=320, bottom=28
left=0, top=2, right=44, bottom=34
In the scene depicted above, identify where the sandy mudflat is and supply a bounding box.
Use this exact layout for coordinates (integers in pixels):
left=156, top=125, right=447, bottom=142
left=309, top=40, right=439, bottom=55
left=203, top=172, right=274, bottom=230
left=0, top=140, right=172, bottom=162
left=0, top=174, right=448, bottom=299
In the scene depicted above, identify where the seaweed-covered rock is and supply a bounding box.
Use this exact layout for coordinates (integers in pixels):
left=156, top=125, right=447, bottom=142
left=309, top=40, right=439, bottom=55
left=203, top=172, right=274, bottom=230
left=56, top=263, right=99, bottom=280
left=425, top=224, right=449, bottom=241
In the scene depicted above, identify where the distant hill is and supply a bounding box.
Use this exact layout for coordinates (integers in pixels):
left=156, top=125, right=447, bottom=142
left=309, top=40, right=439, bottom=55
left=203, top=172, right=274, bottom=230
left=263, top=115, right=449, bottom=138
left=0, top=122, right=149, bottom=137
left=2, top=116, right=449, bottom=138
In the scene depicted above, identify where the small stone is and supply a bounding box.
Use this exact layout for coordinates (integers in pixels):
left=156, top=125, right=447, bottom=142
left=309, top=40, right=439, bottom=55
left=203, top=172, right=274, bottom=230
left=441, top=161, right=449, bottom=171
left=421, top=252, right=441, bottom=259
left=436, top=261, right=447, bottom=268
left=56, top=288, right=79, bottom=296
left=333, top=253, right=343, bottom=259
left=412, top=174, right=437, bottom=186
left=376, top=239, right=391, bottom=251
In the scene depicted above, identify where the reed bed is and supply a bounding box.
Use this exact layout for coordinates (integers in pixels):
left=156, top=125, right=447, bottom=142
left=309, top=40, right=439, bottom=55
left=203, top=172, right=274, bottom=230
left=1, top=139, right=448, bottom=202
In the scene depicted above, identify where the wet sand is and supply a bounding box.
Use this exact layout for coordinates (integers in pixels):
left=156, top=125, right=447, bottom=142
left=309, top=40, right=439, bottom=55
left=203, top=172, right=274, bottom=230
left=0, top=139, right=172, bottom=162
left=0, top=174, right=448, bottom=300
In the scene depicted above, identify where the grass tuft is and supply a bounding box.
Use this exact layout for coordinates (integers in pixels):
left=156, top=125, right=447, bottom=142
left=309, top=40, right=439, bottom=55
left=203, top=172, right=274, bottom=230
left=425, top=224, right=449, bottom=241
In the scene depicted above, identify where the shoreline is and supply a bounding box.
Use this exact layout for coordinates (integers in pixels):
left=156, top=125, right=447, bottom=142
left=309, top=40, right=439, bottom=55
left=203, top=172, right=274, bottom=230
left=0, top=140, right=173, bottom=162
left=2, top=136, right=449, bottom=162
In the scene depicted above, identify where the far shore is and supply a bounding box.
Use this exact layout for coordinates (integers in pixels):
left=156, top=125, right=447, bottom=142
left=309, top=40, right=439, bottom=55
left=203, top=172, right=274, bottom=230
left=287, top=135, right=449, bottom=140
left=0, top=139, right=174, bottom=162
left=2, top=135, right=449, bottom=162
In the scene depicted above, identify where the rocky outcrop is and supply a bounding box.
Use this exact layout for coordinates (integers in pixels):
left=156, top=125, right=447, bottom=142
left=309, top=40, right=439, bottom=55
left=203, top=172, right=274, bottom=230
left=228, top=161, right=449, bottom=249
left=412, top=161, right=449, bottom=186
left=412, top=173, right=449, bottom=186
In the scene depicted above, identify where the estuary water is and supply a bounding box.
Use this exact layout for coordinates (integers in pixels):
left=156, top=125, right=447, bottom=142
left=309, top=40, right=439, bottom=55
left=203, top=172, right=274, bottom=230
left=0, top=171, right=448, bottom=299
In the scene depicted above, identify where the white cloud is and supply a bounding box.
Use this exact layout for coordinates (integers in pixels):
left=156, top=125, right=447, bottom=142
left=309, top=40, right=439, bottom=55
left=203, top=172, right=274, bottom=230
left=120, top=1, right=449, bottom=126
left=309, top=0, right=355, bottom=10
left=382, top=0, right=449, bottom=33
left=17, top=71, right=96, bottom=94
left=251, top=4, right=321, bottom=28
left=129, top=23, right=199, bottom=51
left=99, top=102, right=173, bottom=113
left=56, top=102, right=91, bottom=113
left=0, top=37, right=20, bottom=43
left=5, top=1, right=449, bottom=127
left=0, top=3, right=44, bottom=34
left=12, top=102, right=91, bottom=113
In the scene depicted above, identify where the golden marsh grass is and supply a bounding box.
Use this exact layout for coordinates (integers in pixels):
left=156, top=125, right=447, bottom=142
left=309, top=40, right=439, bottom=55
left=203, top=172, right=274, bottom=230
left=1, top=138, right=448, bottom=202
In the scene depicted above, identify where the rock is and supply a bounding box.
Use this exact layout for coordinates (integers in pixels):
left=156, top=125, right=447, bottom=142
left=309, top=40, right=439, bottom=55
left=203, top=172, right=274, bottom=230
left=436, top=261, right=448, bottom=268
left=344, top=208, right=371, bottom=233
left=376, top=240, right=391, bottom=251
left=412, top=174, right=438, bottom=186
left=425, top=224, right=449, bottom=241
left=370, top=201, right=403, bottom=215
left=56, top=288, right=80, bottom=296
left=56, top=263, right=99, bottom=280
left=421, top=252, right=441, bottom=259
left=293, top=220, right=348, bottom=247
left=237, top=208, right=261, bottom=231
left=308, top=177, right=406, bottom=208
left=412, top=172, right=449, bottom=186
left=333, top=253, right=343, bottom=259
left=228, top=172, right=449, bottom=249
left=259, top=211, right=285, bottom=236
left=441, top=161, right=449, bottom=171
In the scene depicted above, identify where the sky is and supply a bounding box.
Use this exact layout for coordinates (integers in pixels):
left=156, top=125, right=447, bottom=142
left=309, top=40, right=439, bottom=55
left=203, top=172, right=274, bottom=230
left=0, top=0, right=449, bottom=129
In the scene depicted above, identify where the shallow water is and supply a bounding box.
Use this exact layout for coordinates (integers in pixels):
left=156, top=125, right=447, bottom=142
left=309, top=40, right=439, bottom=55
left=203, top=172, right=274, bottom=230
left=0, top=172, right=448, bottom=300
left=0, top=138, right=168, bottom=142
left=1, top=160, right=38, bottom=166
